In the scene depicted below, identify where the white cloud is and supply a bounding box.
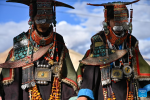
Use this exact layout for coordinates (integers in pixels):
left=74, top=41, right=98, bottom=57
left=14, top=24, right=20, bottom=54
left=130, top=1, right=150, bottom=39
left=56, top=21, right=91, bottom=54
left=0, top=20, right=92, bottom=55
left=139, top=39, right=150, bottom=58
left=0, top=21, right=29, bottom=52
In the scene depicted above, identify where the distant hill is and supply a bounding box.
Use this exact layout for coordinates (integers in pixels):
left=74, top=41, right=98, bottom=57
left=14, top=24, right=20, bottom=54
left=0, top=48, right=150, bottom=73
left=0, top=48, right=11, bottom=64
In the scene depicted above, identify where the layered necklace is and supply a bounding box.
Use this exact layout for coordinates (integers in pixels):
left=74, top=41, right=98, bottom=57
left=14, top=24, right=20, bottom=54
left=28, top=28, right=61, bottom=100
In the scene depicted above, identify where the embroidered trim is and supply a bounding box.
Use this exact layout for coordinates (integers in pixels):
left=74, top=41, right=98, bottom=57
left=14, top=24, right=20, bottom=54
left=31, top=30, right=54, bottom=45
left=138, top=78, right=150, bottom=81
left=135, top=47, right=150, bottom=76
left=62, top=78, right=78, bottom=93
left=2, top=68, right=14, bottom=85
left=133, top=47, right=150, bottom=80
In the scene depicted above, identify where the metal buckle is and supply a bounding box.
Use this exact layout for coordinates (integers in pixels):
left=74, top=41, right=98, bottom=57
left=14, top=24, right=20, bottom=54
left=51, top=62, right=60, bottom=75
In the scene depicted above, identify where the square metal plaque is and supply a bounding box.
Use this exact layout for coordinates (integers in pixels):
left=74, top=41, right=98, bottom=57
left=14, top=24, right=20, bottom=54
left=111, top=68, right=123, bottom=79
left=35, top=68, right=52, bottom=81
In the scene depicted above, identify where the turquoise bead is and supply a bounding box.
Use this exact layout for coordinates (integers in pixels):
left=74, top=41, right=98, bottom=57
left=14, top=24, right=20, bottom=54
left=28, top=21, right=32, bottom=25
left=41, top=73, right=44, bottom=76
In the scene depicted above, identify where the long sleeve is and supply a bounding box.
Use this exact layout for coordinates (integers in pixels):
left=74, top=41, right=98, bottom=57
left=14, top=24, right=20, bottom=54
left=2, top=68, right=29, bottom=100
left=78, top=65, right=103, bottom=100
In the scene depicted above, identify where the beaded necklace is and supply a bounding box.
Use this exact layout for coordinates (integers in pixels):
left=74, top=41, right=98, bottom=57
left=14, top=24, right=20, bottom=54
left=28, top=28, right=61, bottom=100
left=29, top=77, right=61, bottom=100
left=31, top=30, right=54, bottom=46
left=105, top=27, right=128, bottom=46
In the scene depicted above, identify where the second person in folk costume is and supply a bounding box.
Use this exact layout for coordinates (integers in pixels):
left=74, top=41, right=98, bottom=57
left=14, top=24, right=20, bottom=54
left=77, top=0, right=150, bottom=100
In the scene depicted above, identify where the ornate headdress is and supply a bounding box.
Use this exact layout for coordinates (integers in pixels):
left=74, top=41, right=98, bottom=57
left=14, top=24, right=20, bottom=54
left=6, top=0, right=74, bottom=49
left=7, top=0, right=74, bottom=26
left=87, top=0, right=139, bottom=34
left=87, top=0, right=139, bottom=46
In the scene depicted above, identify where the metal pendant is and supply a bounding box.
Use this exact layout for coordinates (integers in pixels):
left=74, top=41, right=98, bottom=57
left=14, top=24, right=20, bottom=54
left=52, top=65, right=59, bottom=74
left=103, top=22, right=109, bottom=35
left=51, top=62, right=60, bottom=75
left=111, top=68, right=123, bottom=80
left=101, top=66, right=111, bottom=86
left=123, top=64, right=132, bottom=76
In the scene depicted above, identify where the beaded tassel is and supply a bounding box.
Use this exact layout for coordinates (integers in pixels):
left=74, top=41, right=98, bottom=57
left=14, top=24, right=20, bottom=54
left=128, top=91, right=134, bottom=100
left=129, top=9, right=133, bottom=65
left=104, top=7, right=107, bottom=22
left=111, top=93, right=116, bottom=100
left=55, top=41, right=59, bottom=62
left=103, top=88, right=108, bottom=100
left=29, top=78, right=61, bottom=100
left=120, top=60, right=124, bottom=66
left=126, top=80, right=129, bottom=100
left=50, top=46, right=55, bottom=60
left=29, top=85, right=43, bottom=100
left=49, top=77, right=61, bottom=100
left=129, top=35, right=132, bottom=66
left=53, top=27, right=59, bottom=62
left=56, top=54, right=59, bottom=62
left=130, top=9, right=133, bottom=23
left=126, top=79, right=135, bottom=100
left=49, top=33, right=56, bottom=60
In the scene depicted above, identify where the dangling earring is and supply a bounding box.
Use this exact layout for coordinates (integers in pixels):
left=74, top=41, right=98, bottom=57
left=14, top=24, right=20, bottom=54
left=103, top=22, right=109, bottom=36
left=103, top=8, right=109, bottom=36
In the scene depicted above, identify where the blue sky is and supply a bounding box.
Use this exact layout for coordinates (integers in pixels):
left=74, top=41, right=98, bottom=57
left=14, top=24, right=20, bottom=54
left=0, top=0, right=150, bottom=58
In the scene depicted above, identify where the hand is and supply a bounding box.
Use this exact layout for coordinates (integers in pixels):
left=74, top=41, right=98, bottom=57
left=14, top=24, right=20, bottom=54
left=77, top=97, right=88, bottom=100
left=0, top=96, right=2, bottom=100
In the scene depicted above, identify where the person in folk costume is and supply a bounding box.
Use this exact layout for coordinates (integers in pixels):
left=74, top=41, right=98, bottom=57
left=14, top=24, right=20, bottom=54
left=0, top=0, right=78, bottom=100
left=77, top=0, right=150, bottom=100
